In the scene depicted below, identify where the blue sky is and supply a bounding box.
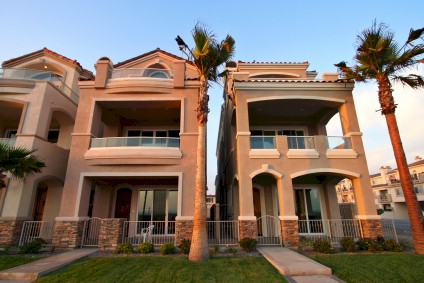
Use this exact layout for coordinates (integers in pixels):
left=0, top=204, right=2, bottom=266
left=1, top=1, right=423, bottom=192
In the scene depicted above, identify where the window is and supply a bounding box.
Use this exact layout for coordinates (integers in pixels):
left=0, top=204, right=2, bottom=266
left=48, top=130, right=59, bottom=143
left=295, top=187, right=323, bottom=234
left=149, top=71, right=168, bottom=79
left=383, top=204, right=392, bottom=211
left=396, top=189, right=404, bottom=196
left=415, top=187, right=423, bottom=194
left=5, top=130, right=17, bottom=138
left=125, top=129, right=179, bottom=147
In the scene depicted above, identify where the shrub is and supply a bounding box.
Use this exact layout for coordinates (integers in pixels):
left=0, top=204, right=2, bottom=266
left=339, top=237, right=356, bottom=252
left=113, top=243, right=133, bottom=254
left=228, top=246, right=238, bottom=254
left=19, top=238, right=46, bottom=254
left=0, top=245, right=10, bottom=255
left=136, top=242, right=154, bottom=254
left=178, top=239, right=191, bottom=255
left=160, top=243, right=175, bottom=255
left=312, top=238, right=335, bottom=254
left=239, top=237, right=258, bottom=252
left=382, top=239, right=402, bottom=252
left=356, top=238, right=381, bottom=252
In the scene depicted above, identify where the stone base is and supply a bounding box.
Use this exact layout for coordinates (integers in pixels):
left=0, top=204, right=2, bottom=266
left=175, top=220, right=193, bottom=245
left=280, top=220, right=298, bottom=247
left=0, top=219, right=25, bottom=246
left=52, top=221, right=85, bottom=249
left=98, top=219, right=124, bottom=249
left=239, top=220, right=257, bottom=239
left=360, top=219, right=383, bottom=238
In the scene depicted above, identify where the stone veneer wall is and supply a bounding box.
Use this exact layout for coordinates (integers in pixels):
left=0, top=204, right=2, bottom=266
left=360, top=219, right=383, bottom=238
left=0, top=219, right=25, bottom=246
left=175, top=220, right=193, bottom=244
left=98, top=219, right=124, bottom=249
left=280, top=220, right=298, bottom=247
left=52, top=221, right=85, bottom=249
left=238, top=220, right=257, bottom=239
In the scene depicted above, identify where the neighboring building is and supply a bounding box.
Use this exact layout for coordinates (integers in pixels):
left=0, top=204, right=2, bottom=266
left=370, top=156, right=424, bottom=220
left=335, top=178, right=355, bottom=203
left=216, top=60, right=379, bottom=246
left=206, top=195, right=216, bottom=219
left=0, top=48, right=93, bottom=245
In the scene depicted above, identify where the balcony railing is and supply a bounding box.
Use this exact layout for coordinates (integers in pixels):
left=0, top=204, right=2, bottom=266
left=111, top=68, right=173, bottom=79
left=90, top=137, right=180, bottom=148
left=287, top=136, right=315, bottom=149
left=1, top=68, right=79, bottom=104
left=326, top=136, right=352, bottom=149
left=250, top=136, right=275, bottom=149
left=377, top=194, right=392, bottom=203
left=0, top=138, right=16, bottom=147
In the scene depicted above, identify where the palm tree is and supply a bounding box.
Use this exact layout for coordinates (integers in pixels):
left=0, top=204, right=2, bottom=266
left=335, top=22, right=424, bottom=254
left=176, top=24, right=235, bottom=261
left=0, top=142, right=46, bottom=188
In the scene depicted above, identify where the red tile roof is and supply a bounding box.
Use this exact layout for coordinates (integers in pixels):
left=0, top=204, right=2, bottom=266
left=238, top=60, right=309, bottom=64
left=114, top=48, right=194, bottom=68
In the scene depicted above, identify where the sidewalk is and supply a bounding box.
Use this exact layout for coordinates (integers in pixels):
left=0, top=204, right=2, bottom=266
left=257, top=247, right=345, bottom=283
left=0, top=248, right=98, bottom=282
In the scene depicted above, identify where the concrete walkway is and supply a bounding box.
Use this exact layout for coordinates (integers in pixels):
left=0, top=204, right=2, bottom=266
left=258, top=247, right=345, bottom=283
left=0, top=248, right=98, bottom=282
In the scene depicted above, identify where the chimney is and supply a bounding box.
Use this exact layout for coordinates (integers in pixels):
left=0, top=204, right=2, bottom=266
left=322, top=72, right=339, bottom=81
left=94, top=57, right=113, bottom=88
left=415, top=156, right=422, bottom=161
left=379, top=166, right=391, bottom=184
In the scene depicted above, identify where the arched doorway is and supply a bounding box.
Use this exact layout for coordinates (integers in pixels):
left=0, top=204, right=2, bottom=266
left=115, top=188, right=132, bottom=219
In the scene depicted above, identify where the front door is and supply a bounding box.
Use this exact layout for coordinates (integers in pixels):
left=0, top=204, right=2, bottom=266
left=253, top=187, right=262, bottom=235
left=34, top=186, right=48, bottom=221
left=115, top=188, right=132, bottom=219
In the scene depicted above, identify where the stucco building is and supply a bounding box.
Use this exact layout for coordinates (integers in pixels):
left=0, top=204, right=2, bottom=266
left=216, top=60, right=380, bottom=246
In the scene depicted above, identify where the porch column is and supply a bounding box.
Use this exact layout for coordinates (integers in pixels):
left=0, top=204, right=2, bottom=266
left=51, top=218, right=87, bottom=249
left=175, top=217, right=193, bottom=245
left=352, top=177, right=383, bottom=238
left=98, top=218, right=125, bottom=249
left=0, top=218, right=28, bottom=246
left=278, top=177, right=299, bottom=247
left=237, top=171, right=256, bottom=239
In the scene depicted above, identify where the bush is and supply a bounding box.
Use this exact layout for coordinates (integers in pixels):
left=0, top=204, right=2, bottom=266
left=339, top=237, right=356, bottom=252
left=136, top=242, right=154, bottom=254
left=239, top=237, right=258, bottom=252
left=160, top=243, right=175, bottom=255
left=113, top=243, right=133, bottom=254
left=178, top=239, right=191, bottom=255
left=356, top=238, right=381, bottom=252
left=312, top=238, right=335, bottom=254
left=0, top=245, right=10, bottom=255
left=382, top=239, right=402, bottom=252
left=19, top=238, right=46, bottom=254
left=228, top=246, right=238, bottom=254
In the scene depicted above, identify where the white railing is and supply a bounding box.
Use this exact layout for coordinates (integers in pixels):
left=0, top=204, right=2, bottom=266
left=90, top=137, right=180, bottom=148
left=287, top=136, right=315, bottom=149
left=111, top=68, right=173, bottom=79
left=257, top=216, right=282, bottom=245
left=250, top=136, right=275, bottom=149
left=207, top=221, right=239, bottom=245
left=299, top=219, right=362, bottom=243
left=19, top=221, right=55, bottom=246
left=122, top=221, right=176, bottom=246
left=377, top=194, right=392, bottom=203
left=381, top=219, right=413, bottom=244
left=0, top=138, right=16, bottom=147
left=326, top=136, right=352, bottom=149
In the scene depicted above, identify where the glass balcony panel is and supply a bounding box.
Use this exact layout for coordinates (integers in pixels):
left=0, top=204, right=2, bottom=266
left=90, top=137, right=180, bottom=148
left=0, top=138, right=16, bottom=147
left=250, top=136, right=275, bottom=149
left=326, top=136, right=352, bottom=149
left=287, top=136, right=315, bottom=149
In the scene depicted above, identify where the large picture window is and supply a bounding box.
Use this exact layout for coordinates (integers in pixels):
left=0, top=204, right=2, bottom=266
left=295, top=187, right=323, bottom=234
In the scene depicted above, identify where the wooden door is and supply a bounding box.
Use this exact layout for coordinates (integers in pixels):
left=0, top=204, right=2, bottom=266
left=114, top=188, right=132, bottom=219
left=34, top=187, right=48, bottom=221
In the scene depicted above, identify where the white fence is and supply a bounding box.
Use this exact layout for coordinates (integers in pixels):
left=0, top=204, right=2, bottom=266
left=299, top=219, right=362, bottom=244
left=122, top=221, right=176, bottom=246
left=207, top=221, right=239, bottom=245
left=19, top=221, right=55, bottom=246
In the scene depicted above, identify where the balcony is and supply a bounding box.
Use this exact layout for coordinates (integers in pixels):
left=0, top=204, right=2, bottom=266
left=111, top=68, right=173, bottom=79
left=377, top=194, right=392, bottom=203
left=326, top=136, right=352, bottom=149
left=250, top=136, right=275, bottom=149
left=287, top=136, right=315, bottom=149
left=90, top=137, right=180, bottom=148
left=0, top=138, right=16, bottom=147
left=0, top=68, right=79, bottom=104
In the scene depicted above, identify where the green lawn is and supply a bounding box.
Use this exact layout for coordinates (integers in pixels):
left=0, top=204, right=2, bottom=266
left=35, top=256, right=286, bottom=283
left=309, top=253, right=424, bottom=283
left=0, top=255, right=42, bottom=271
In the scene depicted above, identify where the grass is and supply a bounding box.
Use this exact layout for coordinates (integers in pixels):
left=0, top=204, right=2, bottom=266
left=309, top=253, right=424, bottom=283
left=35, top=256, right=287, bottom=283
left=0, top=255, right=42, bottom=271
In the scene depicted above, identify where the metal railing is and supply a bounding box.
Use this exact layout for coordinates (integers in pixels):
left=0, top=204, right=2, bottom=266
left=257, top=216, right=282, bottom=245
left=111, top=68, right=173, bottom=79
left=298, top=219, right=362, bottom=243
left=0, top=138, right=16, bottom=147
left=287, top=136, right=315, bottom=149
left=207, top=221, right=239, bottom=245
left=90, top=137, right=180, bottom=148
left=377, top=194, right=392, bottom=203
left=81, top=217, right=102, bottom=247
left=381, top=219, right=413, bottom=244
left=0, top=68, right=79, bottom=104
left=326, top=136, right=352, bottom=149
left=250, top=136, right=275, bottom=149
left=122, top=221, right=176, bottom=245
left=19, top=221, right=55, bottom=246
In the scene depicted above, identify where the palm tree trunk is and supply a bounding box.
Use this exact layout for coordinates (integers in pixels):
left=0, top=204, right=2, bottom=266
left=188, top=77, right=210, bottom=261
left=385, top=113, right=424, bottom=254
